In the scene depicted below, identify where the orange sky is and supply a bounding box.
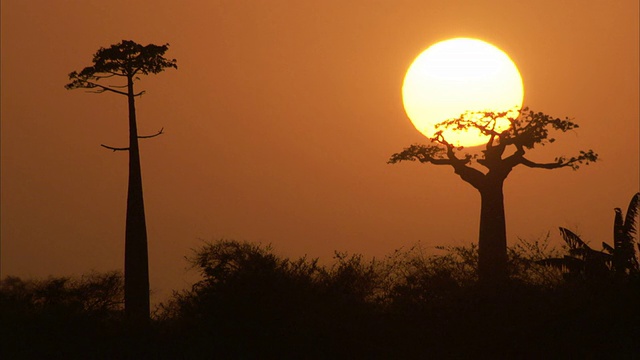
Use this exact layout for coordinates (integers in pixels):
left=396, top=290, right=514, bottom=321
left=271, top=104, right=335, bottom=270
left=2, top=0, right=638, bottom=302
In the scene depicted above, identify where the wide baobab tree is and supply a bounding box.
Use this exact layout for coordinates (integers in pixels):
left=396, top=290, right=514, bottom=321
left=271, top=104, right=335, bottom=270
left=66, top=40, right=177, bottom=322
left=389, top=108, right=598, bottom=286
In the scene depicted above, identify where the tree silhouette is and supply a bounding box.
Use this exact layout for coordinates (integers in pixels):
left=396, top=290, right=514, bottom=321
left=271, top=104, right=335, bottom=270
left=66, top=40, right=177, bottom=322
left=389, top=108, right=598, bottom=286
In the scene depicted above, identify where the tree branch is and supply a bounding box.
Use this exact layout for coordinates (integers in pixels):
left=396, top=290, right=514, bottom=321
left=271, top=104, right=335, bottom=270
left=101, top=144, right=129, bottom=152
left=519, top=157, right=568, bottom=169
left=84, top=82, right=128, bottom=96
left=106, top=70, right=127, bottom=77
left=452, top=164, right=486, bottom=189
left=388, top=141, right=486, bottom=189
left=138, top=128, right=164, bottom=139
left=94, top=74, right=116, bottom=80
left=432, top=132, right=467, bottom=163
left=502, top=145, right=526, bottom=168
left=100, top=128, right=163, bottom=151
left=435, top=134, right=486, bottom=186
left=388, top=144, right=455, bottom=165
left=520, top=149, right=598, bottom=170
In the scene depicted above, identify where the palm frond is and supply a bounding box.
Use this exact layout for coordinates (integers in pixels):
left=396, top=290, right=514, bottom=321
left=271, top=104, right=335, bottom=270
left=614, top=208, right=625, bottom=250
left=559, top=227, right=590, bottom=251
left=623, top=193, right=640, bottom=238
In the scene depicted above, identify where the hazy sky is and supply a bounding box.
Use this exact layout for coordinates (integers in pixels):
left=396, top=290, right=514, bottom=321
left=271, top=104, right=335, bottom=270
left=2, top=0, right=638, bottom=302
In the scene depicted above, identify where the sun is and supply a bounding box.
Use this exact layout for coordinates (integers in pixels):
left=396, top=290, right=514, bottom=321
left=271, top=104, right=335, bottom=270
left=402, top=38, right=524, bottom=147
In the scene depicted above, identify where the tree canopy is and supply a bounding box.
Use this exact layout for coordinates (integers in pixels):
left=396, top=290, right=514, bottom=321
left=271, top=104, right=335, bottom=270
left=65, top=40, right=177, bottom=96
left=389, top=108, right=598, bottom=181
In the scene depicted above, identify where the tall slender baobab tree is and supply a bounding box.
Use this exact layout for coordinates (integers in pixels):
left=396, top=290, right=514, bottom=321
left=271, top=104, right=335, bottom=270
left=389, top=109, right=598, bottom=286
left=66, top=40, right=177, bottom=322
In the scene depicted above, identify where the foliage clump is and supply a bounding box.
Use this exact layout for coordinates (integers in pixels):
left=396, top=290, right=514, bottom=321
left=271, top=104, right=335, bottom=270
left=0, top=272, right=124, bottom=358
left=153, top=236, right=636, bottom=358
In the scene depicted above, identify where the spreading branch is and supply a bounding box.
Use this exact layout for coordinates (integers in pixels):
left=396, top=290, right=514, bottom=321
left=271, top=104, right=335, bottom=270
left=101, top=144, right=129, bottom=152
left=387, top=143, right=457, bottom=166
left=519, top=157, right=569, bottom=169
left=100, top=128, right=164, bottom=151
left=388, top=142, right=485, bottom=188
left=82, top=82, right=128, bottom=96
left=520, top=150, right=598, bottom=170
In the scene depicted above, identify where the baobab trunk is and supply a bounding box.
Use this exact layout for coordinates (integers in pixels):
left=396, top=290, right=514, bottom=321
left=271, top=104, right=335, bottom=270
left=124, top=76, right=150, bottom=322
left=477, top=180, right=508, bottom=286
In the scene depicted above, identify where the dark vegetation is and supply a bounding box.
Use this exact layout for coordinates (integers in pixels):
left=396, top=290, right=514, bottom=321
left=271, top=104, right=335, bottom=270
left=2, top=194, right=639, bottom=359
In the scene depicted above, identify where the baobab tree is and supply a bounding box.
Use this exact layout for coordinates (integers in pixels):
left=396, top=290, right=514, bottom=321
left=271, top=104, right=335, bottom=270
left=389, top=108, right=598, bottom=286
left=66, top=40, right=177, bottom=322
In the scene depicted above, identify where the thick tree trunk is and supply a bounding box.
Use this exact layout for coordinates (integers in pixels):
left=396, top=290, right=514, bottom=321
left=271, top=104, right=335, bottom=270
left=124, top=76, right=150, bottom=322
left=477, top=180, right=508, bottom=287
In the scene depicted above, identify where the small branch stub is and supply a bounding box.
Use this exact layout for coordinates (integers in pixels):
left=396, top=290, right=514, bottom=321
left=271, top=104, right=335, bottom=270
left=138, top=127, right=164, bottom=139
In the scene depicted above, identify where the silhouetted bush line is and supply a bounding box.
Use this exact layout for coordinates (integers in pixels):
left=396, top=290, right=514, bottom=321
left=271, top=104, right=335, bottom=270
left=2, top=239, right=639, bottom=358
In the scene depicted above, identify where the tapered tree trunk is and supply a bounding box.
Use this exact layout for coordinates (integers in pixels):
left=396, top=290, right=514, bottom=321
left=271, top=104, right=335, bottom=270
left=124, top=76, right=150, bottom=322
left=477, top=180, right=508, bottom=287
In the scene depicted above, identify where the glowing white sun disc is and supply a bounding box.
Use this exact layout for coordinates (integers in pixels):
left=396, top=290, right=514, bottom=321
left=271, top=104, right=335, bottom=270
left=402, top=38, right=524, bottom=147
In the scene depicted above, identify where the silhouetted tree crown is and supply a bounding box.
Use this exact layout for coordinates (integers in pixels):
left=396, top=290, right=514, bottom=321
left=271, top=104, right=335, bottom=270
left=389, top=108, right=597, bottom=171
left=65, top=40, right=177, bottom=94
